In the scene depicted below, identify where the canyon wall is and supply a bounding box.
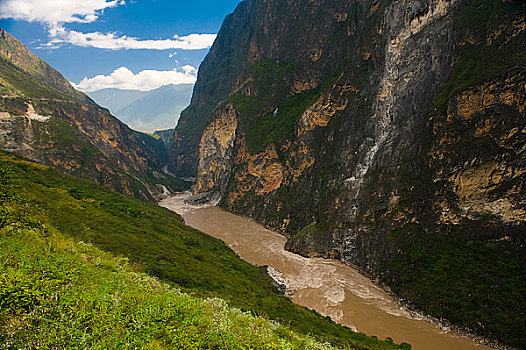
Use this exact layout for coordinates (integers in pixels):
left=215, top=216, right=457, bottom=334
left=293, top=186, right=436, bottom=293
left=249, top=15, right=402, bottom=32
left=170, top=0, right=526, bottom=346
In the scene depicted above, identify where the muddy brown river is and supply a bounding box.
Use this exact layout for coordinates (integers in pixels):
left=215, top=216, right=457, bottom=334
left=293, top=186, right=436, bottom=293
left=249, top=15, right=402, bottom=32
left=159, top=194, right=490, bottom=350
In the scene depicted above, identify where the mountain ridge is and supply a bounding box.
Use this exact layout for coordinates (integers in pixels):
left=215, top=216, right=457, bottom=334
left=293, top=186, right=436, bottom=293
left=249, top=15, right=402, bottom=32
left=0, top=28, right=185, bottom=200
left=0, top=28, right=93, bottom=104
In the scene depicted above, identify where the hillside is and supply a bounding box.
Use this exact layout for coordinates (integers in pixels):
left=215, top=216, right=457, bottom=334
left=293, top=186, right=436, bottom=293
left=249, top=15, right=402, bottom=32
left=88, top=84, right=193, bottom=133
left=168, top=0, right=526, bottom=347
left=0, top=151, right=408, bottom=350
left=0, top=28, right=183, bottom=200
left=1, top=230, right=339, bottom=349
left=0, top=28, right=91, bottom=104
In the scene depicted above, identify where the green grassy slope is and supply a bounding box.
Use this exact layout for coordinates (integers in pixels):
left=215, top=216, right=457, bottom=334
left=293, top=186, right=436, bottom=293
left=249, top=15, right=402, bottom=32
left=0, top=151, right=409, bottom=349
left=0, top=55, right=72, bottom=101
left=0, top=215, right=336, bottom=349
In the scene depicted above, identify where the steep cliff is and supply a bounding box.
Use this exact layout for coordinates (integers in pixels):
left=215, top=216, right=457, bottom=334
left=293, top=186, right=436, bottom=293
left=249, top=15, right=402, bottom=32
left=171, top=0, right=526, bottom=347
left=0, top=28, right=182, bottom=200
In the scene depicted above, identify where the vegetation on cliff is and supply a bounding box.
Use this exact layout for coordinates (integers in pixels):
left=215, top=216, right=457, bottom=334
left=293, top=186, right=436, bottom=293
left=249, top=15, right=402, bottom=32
left=435, top=0, right=526, bottom=109
left=228, top=58, right=326, bottom=153
left=385, top=222, right=526, bottom=346
left=170, top=0, right=525, bottom=348
left=381, top=1, right=526, bottom=346
left=0, top=152, right=409, bottom=349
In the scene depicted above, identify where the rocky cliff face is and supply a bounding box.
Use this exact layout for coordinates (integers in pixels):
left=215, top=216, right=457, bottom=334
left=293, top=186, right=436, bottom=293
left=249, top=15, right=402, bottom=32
left=0, top=29, right=176, bottom=200
left=171, top=0, right=526, bottom=347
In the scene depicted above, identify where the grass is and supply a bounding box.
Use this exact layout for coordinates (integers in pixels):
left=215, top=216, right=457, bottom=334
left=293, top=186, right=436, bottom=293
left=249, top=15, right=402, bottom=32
left=0, top=151, right=409, bottom=349
left=0, top=56, right=71, bottom=101
left=0, top=216, right=337, bottom=349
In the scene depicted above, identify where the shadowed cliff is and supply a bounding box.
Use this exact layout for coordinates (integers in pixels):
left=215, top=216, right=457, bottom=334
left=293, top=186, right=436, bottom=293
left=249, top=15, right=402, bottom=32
left=169, top=0, right=526, bottom=347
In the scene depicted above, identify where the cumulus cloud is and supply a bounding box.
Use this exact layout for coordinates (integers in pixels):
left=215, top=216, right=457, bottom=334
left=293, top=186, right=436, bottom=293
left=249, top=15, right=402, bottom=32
left=0, top=0, right=124, bottom=23
left=73, top=66, right=198, bottom=92
left=44, top=24, right=216, bottom=50
left=1, top=0, right=216, bottom=51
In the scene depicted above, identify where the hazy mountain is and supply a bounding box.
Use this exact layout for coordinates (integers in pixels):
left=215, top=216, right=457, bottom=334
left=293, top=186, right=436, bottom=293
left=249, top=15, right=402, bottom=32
left=88, top=88, right=146, bottom=112
left=88, top=84, right=193, bottom=133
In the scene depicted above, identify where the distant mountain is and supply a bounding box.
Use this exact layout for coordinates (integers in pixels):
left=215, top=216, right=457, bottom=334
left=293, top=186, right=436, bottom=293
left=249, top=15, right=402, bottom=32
left=88, top=84, right=193, bottom=133
left=88, top=88, right=146, bottom=112
left=0, top=28, right=184, bottom=201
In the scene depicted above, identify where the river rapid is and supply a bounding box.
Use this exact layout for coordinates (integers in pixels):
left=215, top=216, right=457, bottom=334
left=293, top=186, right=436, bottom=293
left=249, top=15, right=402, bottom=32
left=159, top=193, right=491, bottom=350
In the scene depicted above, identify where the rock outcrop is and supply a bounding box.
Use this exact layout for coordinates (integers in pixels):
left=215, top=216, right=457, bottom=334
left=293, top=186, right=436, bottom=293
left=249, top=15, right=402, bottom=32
left=194, top=103, right=238, bottom=194
left=170, top=0, right=526, bottom=347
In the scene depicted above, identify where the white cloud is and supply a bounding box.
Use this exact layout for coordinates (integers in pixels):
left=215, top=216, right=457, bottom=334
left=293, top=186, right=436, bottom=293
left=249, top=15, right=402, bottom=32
left=0, top=0, right=124, bottom=23
left=73, top=66, right=198, bottom=92
left=1, top=0, right=216, bottom=51
left=44, top=24, right=216, bottom=50
left=181, top=65, right=197, bottom=75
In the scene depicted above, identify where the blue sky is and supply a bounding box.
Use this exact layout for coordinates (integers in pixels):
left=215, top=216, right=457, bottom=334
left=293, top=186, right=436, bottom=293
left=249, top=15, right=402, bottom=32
left=0, top=0, right=242, bottom=91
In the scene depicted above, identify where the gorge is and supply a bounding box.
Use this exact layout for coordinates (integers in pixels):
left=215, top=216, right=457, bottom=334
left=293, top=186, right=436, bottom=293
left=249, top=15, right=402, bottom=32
left=1, top=0, right=525, bottom=348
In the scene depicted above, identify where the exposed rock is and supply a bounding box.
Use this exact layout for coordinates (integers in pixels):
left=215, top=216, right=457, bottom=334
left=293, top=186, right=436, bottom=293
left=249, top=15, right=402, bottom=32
left=193, top=103, right=238, bottom=195
left=266, top=266, right=296, bottom=296
left=170, top=0, right=526, bottom=347
left=185, top=191, right=221, bottom=206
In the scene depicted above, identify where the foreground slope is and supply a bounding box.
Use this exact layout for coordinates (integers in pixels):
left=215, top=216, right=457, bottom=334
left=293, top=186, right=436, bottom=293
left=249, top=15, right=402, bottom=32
left=0, top=151, right=407, bottom=350
left=1, top=235, right=339, bottom=349
left=169, top=0, right=526, bottom=347
left=0, top=28, right=181, bottom=200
